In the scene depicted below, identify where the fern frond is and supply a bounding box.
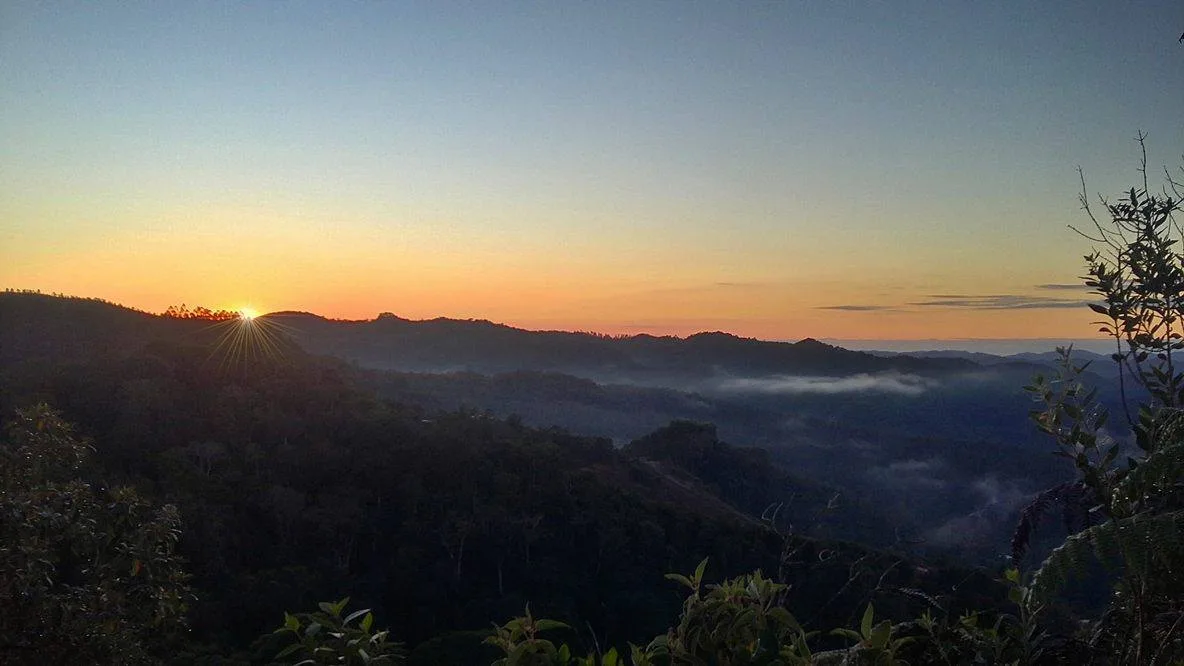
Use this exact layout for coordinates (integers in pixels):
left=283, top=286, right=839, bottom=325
left=1113, top=439, right=1184, bottom=512
left=1011, top=481, right=1098, bottom=567
left=1031, top=510, right=1184, bottom=603
left=1149, top=408, right=1184, bottom=447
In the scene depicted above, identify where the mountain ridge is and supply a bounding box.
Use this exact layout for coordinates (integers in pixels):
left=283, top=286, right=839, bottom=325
left=263, top=308, right=980, bottom=379
left=1, top=292, right=982, bottom=379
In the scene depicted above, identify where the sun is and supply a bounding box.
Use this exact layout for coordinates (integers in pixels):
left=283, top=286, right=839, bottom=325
left=199, top=304, right=290, bottom=371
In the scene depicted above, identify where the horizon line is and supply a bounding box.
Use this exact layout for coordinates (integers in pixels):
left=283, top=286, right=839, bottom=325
left=4, top=288, right=1110, bottom=349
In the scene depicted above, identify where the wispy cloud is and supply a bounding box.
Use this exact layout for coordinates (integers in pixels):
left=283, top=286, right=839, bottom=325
left=819, top=292, right=1092, bottom=312
left=911, top=294, right=1091, bottom=310
left=716, top=373, right=937, bottom=396
left=925, top=475, right=1031, bottom=548
left=1035, top=283, right=1086, bottom=291
left=866, top=458, right=949, bottom=490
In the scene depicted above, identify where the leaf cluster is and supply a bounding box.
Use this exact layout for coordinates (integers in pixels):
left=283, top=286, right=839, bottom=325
left=0, top=405, right=191, bottom=665
left=271, top=597, right=404, bottom=666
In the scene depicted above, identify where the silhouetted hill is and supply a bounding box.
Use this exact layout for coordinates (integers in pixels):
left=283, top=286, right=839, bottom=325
left=625, top=421, right=896, bottom=545
left=0, top=291, right=1004, bottom=657
left=0, top=292, right=1118, bottom=565
left=269, top=310, right=977, bottom=381
left=0, top=294, right=985, bottom=382
left=866, top=347, right=1118, bottom=376
left=0, top=293, right=159, bottom=366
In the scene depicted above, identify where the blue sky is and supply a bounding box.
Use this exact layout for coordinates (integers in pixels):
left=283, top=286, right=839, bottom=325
left=1, top=1, right=1181, bottom=339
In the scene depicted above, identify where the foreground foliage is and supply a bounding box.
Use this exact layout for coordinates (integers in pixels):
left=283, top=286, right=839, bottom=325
left=272, top=597, right=404, bottom=665
left=0, top=405, right=190, bottom=665
left=1016, top=155, right=1184, bottom=662
left=276, top=562, right=1046, bottom=665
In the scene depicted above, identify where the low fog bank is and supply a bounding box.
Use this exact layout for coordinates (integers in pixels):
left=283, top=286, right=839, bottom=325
left=713, top=372, right=938, bottom=397
left=364, top=361, right=1129, bottom=563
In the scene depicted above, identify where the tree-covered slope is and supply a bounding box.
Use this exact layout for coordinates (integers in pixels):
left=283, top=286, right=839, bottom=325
left=0, top=293, right=999, bottom=661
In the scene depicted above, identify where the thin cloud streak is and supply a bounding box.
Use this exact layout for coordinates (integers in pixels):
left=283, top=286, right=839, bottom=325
left=820, top=293, right=1092, bottom=312
left=911, top=295, right=1092, bottom=310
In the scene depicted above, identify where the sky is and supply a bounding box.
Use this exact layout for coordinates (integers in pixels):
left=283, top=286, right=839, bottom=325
left=1, top=1, right=1181, bottom=341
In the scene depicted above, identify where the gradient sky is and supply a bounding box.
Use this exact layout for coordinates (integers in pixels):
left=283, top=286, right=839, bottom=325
left=2, top=2, right=1181, bottom=340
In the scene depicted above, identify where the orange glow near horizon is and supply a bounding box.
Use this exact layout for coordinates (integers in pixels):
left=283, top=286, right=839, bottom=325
left=1, top=3, right=1175, bottom=349
left=2, top=277, right=1104, bottom=343
left=0, top=184, right=1106, bottom=342
left=0, top=147, right=1122, bottom=344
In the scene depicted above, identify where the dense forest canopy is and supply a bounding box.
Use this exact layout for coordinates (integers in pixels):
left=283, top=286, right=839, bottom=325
left=0, top=293, right=1007, bottom=663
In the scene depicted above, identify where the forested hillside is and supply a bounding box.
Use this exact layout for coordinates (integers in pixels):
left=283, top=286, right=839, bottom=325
left=0, top=294, right=1003, bottom=663
left=6, top=191, right=1184, bottom=663
left=4, top=163, right=1184, bottom=662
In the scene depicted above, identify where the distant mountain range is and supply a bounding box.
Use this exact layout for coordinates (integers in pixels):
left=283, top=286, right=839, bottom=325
left=266, top=310, right=981, bottom=382
left=865, top=348, right=1121, bottom=376
left=4, top=292, right=1112, bottom=381
left=0, top=292, right=1017, bottom=653
left=1, top=293, right=1125, bottom=402
left=829, top=338, right=1117, bottom=356
left=0, top=292, right=1132, bottom=562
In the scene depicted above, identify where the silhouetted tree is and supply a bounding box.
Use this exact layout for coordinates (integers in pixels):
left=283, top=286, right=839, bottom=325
left=0, top=405, right=190, bottom=665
